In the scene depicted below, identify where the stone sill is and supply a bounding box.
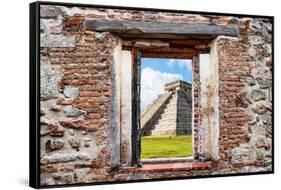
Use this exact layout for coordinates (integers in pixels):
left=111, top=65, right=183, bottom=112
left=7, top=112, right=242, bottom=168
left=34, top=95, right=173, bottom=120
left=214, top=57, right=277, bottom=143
left=136, top=161, right=213, bottom=173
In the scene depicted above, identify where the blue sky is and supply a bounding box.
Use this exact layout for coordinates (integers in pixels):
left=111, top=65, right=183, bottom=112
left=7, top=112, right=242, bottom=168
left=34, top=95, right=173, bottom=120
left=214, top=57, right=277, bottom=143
left=140, top=58, right=192, bottom=113
left=141, top=58, right=192, bottom=82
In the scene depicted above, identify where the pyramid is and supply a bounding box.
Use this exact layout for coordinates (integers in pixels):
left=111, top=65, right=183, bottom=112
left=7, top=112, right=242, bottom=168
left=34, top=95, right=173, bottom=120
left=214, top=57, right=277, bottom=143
left=141, top=80, right=192, bottom=136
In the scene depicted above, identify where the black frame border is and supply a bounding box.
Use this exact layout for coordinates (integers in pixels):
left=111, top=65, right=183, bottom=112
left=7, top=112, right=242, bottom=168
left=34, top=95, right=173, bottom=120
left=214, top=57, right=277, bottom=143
left=29, top=1, right=274, bottom=189
left=30, top=1, right=41, bottom=189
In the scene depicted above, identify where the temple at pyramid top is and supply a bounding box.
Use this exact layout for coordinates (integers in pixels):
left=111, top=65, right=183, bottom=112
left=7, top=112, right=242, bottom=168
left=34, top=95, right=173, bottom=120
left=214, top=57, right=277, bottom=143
left=164, top=80, right=191, bottom=92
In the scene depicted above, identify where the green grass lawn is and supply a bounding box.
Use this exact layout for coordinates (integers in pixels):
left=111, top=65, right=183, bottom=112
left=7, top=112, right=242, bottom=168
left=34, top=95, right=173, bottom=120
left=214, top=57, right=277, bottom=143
left=141, top=135, right=192, bottom=159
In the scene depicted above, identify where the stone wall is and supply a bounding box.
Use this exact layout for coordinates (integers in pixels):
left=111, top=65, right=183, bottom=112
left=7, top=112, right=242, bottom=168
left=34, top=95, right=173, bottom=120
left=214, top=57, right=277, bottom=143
left=217, top=19, right=272, bottom=170
left=39, top=4, right=272, bottom=186
left=40, top=6, right=121, bottom=184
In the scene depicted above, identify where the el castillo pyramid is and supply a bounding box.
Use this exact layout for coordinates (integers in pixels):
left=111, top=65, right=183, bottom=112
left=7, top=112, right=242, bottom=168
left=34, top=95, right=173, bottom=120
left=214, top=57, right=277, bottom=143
left=141, top=80, right=192, bottom=136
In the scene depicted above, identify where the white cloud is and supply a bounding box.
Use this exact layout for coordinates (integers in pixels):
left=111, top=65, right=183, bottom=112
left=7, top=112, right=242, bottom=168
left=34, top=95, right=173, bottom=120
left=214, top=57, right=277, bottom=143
left=179, top=60, right=192, bottom=71
left=167, top=59, right=192, bottom=72
left=141, top=68, right=183, bottom=113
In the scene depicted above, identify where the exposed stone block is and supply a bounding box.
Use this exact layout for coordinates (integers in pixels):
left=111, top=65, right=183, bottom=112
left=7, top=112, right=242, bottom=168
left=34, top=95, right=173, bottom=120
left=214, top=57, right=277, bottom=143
left=78, top=152, right=91, bottom=161
left=41, top=152, right=91, bottom=164
left=256, top=78, right=271, bottom=89
left=60, top=119, right=87, bottom=130
left=41, top=18, right=63, bottom=34
left=40, top=123, right=58, bottom=136
left=49, top=129, right=65, bottom=137
left=40, top=34, right=75, bottom=48
left=50, top=105, right=61, bottom=111
left=252, top=102, right=268, bottom=114
left=41, top=62, right=63, bottom=100
left=40, top=6, right=64, bottom=18
left=41, top=153, right=77, bottom=164
left=249, top=89, right=266, bottom=102
left=59, top=118, right=99, bottom=132
left=68, top=137, right=81, bottom=150
left=45, top=139, right=65, bottom=152
left=63, top=106, right=86, bottom=117
left=63, top=86, right=79, bottom=98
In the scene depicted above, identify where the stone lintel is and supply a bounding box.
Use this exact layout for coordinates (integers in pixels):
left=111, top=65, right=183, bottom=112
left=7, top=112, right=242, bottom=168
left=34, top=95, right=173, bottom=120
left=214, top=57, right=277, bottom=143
left=86, top=20, right=239, bottom=39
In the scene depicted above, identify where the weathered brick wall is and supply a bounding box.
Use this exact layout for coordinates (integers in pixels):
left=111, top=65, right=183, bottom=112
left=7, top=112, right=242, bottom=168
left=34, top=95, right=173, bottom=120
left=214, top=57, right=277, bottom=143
left=39, top=4, right=272, bottom=185
left=40, top=6, right=121, bottom=184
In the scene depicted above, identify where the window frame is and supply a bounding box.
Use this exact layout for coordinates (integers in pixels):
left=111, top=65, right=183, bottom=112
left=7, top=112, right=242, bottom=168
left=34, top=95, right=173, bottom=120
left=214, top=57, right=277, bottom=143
left=130, top=45, right=203, bottom=166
